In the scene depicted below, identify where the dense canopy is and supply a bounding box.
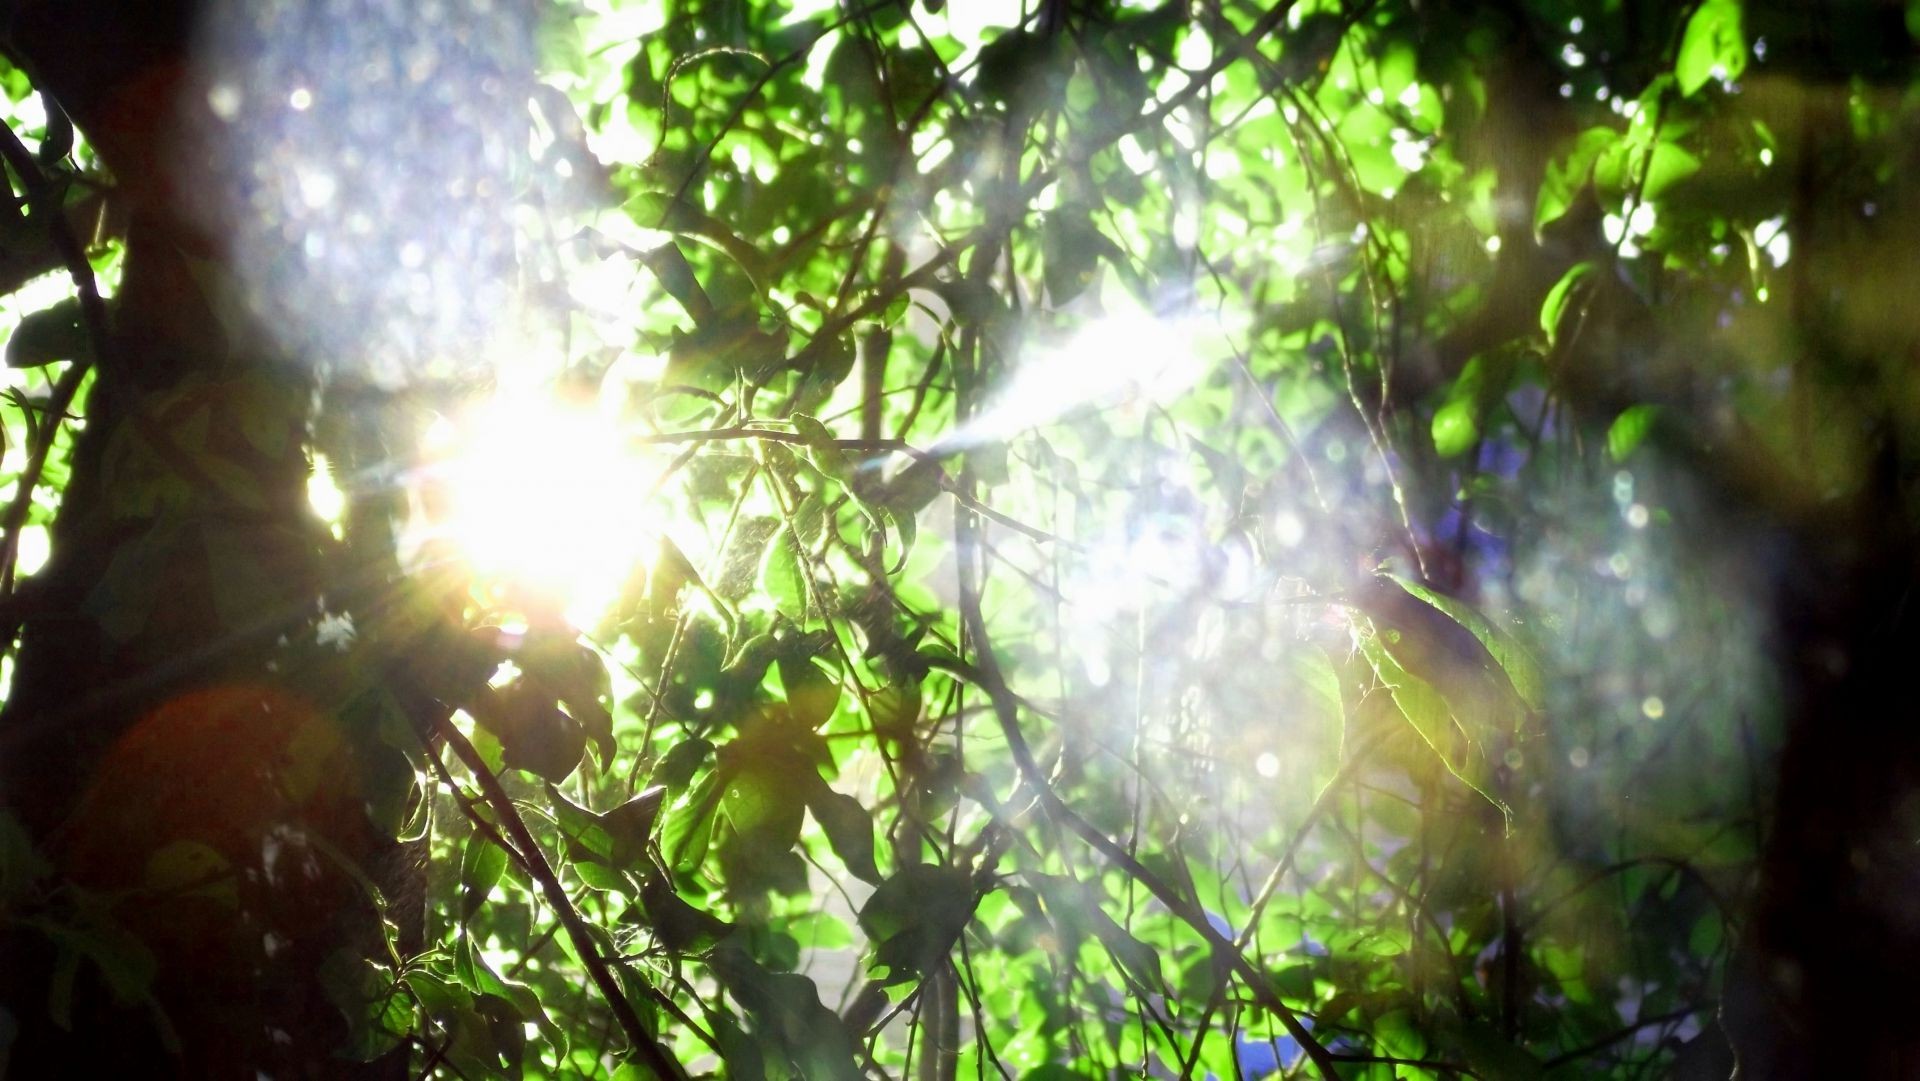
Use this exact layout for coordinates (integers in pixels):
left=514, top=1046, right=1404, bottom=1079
left=3, top=0, right=1919, bottom=1077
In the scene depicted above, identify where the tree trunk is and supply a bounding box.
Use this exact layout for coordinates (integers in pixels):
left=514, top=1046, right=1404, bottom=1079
left=1, top=4, right=405, bottom=1075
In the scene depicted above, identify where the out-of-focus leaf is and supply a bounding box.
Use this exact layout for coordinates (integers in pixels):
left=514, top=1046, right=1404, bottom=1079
left=1541, top=262, right=1596, bottom=346
left=778, top=652, right=839, bottom=728
left=1535, top=128, right=1617, bottom=236
left=1608, top=403, right=1661, bottom=462
left=1042, top=209, right=1109, bottom=305
left=1031, top=874, right=1165, bottom=994
left=1642, top=141, right=1702, bottom=201
left=6, top=297, right=90, bottom=368
left=1431, top=350, right=1516, bottom=458
left=1676, top=0, right=1747, bottom=95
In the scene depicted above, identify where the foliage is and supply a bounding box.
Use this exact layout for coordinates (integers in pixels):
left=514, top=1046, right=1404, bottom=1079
left=3, top=0, right=1918, bottom=1077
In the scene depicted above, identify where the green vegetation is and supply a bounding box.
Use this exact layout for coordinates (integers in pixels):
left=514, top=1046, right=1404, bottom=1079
left=4, top=0, right=1919, bottom=1076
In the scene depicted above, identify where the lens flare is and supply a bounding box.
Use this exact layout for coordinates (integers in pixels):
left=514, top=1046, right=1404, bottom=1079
left=414, top=394, right=654, bottom=628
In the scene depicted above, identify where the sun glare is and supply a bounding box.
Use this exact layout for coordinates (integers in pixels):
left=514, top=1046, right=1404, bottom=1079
left=415, top=394, right=655, bottom=627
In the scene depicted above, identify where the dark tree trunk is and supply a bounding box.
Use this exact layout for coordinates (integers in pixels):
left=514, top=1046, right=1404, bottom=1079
left=1, top=3, right=405, bottom=1075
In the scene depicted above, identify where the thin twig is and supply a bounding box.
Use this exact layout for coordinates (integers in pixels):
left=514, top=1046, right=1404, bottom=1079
left=430, top=714, right=692, bottom=1081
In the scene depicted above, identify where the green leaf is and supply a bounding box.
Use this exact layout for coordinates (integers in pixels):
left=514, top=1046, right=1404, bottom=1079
left=637, top=241, right=714, bottom=321
left=778, top=652, right=839, bottom=729
left=1042, top=209, right=1107, bottom=305
left=472, top=683, right=586, bottom=784
left=318, top=950, right=413, bottom=1062
left=759, top=529, right=808, bottom=612
left=1535, top=128, right=1617, bottom=236
left=1442, top=1017, right=1545, bottom=1081
left=867, top=675, right=922, bottom=736
left=1541, top=262, right=1596, bottom=346
left=722, top=759, right=807, bottom=851
left=0, top=809, right=50, bottom=906
left=975, top=29, right=1051, bottom=106
left=857, top=863, right=978, bottom=984
left=1608, top=403, right=1661, bottom=461
left=640, top=874, right=733, bottom=951
left=599, top=787, right=667, bottom=868
left=807, top=784, right=881, bottom=883
left=1382, top=574, right=1547, bottom=713
left=663, top=774, right=723, bottom=876
left=707, top=945, right=863, bottom=1079
left=1431, top=398, right=1481, bottom=459
left=1430, top=351, right=1516, bottom=458
left=791, top=412, right=852, bottom=481
left=653, top=737, right=714, bottom=794
left=459, top=833, right=508, bottom=921
left=1676, top=0, right=1746, bottom=96
left=1641, top=141, right=1702, bottom=201
left=1358, top=624, right=1509, bottom=821
left=625, top=192, right=775, bottom=290
left=544, top=783, right=666, bottom=870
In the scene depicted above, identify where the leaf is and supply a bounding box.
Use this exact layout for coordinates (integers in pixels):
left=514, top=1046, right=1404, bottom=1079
left=791, top=412, right=851, bottom=481
left=545, top=783, right=666, bottom=870
left=1608, top=403, right=1661, bottom=462
left=653, top=737, right=714, bottom=794
left=318, top=950, right=413, bottom=1062
left=459, top=834, right=508, bottom=921
left=789, top=335, right=857, bottom=406
left=868, top=675, right=922, bottom=737
left=0, top=809, right=50, bottom=906
left=663, top=773, right=723, bottom=876
left=1358, top=627, right=1509, bottom=822
left=1382, top=574, right=1547, bottom=713
left=518, top=637, right=617, bottom=769
left=778, top=652, right=840, bottom=729
left=637, top=241, right=714, bottom=321
left=759, top=529, right=808, bottom=612
left=857, top=863, right=977, bottom=984
left=722, top=758, right=807, bottom=851
left=877, top=458, right=943, bottom=515
left=640, top=873, right=733, bottom=951
left=1676, top=0, right=1746, bottom=96
left=1430, top=351, right=1516, bottom=458
left=708, top=1012, right=769, bottom=1081
left=707, top=945, right=862, bottom=1079
left=625, top=192, right=775, bottom=290
left=598, top=787, right=668, bottom=868
left=1431, top=399, right=1478, bottom=458
left=6, top=297, right=91, bottom=368
left=1535, top=128, right=1617, bottom=236
left=1641, top=141, right=1702, bottom=201
left=1540, top=261, right=1596, bottom=346
left=975, top=28, right=1051, bottom=106
left=471, top=683, right=585, bottom=784
left=1042, top=209, right=1107, bottom=305
left=1442, top=1017, right=1545, bottom=1081
left=807, top=784, right=881, bottom=883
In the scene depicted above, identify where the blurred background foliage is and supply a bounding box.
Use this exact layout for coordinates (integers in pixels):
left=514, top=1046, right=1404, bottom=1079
left=3, top=0, right=1919, bottom=1077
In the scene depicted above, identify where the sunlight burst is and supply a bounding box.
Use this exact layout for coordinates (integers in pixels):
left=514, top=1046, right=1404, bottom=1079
left=416, top=394, right=655, bottom=628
